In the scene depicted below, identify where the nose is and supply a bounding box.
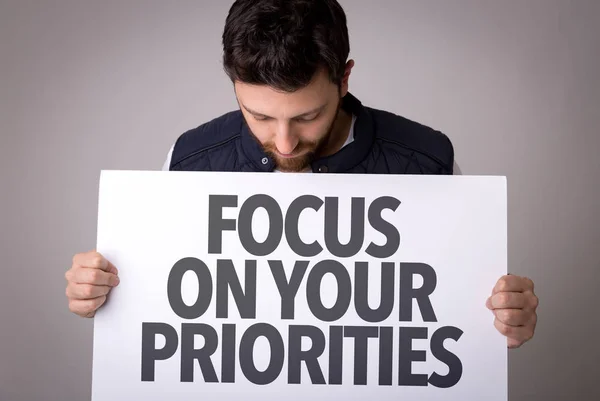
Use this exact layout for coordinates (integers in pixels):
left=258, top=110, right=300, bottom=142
left=274, top=123, right=299, bottom=155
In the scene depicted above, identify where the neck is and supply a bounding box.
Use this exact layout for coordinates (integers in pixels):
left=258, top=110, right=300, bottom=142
left=318, top=108, right=353, bottom=158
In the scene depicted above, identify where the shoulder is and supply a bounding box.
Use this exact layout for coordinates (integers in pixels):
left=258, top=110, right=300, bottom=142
left=170, top=110, right=244, bottom=168
left=368, top=106, right=455, bottom=173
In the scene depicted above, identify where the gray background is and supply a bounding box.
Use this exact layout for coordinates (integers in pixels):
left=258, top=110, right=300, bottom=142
left=1, top=0, right=599, bottom=400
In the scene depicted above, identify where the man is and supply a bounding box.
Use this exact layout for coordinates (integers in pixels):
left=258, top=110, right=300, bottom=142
left=64, top=0, right=538, bottom=349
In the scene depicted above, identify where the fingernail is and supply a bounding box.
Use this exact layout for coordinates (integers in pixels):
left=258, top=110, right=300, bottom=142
left=113, top=276, right=120, bottom=286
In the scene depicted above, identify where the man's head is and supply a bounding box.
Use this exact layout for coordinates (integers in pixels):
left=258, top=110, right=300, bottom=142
left=222, top=0, right=354, bottom=171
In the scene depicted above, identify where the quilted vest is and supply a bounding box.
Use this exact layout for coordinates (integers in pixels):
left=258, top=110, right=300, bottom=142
left=169, top=92, right=454, bottom=175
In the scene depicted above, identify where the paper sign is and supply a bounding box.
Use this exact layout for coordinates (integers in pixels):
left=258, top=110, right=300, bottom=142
left=91, top=170, right=507, bottom=401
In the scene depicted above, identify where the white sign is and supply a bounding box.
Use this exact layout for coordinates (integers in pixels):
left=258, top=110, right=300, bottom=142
left=92, top=170, right=507, bottom=401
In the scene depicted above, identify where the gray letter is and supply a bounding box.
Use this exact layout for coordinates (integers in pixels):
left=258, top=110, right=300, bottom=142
left=398, top=327, right=428, bottom=386
left=239, top=323, right=285, bottom=385
left=379, top=326, right=393, bottom=386
left=306, top=260, right=351, bottom=322
left=328, top=326, right=344, bottom=385
left=354, top=261, right=395, bottom=322
left=344, top=326, right=378, bottom=385
left=324, top=197, right=365, bottom=258
left=269, top=260, right=309, bottom=319
left=221, top=324, right=236, bottom=383
left=141, top=322, right=178, bottom=382
left=208, top=195, right=237, bottom=254
left=216, top=259, right=256, bottom=319
left=238, top=194, right=284, bottom=256
left=365, top=197, right=401, bottom=258
left=399, top=263, right=437, bottom=322
left=285, top=195, right=324, bottom=257
left=429, top=326, right=463, bottom=388
left=181, top=323, right=219, bottom=383
left=288, top=325, right=326, bottom=384
left=167, top=257, right=212, bottom=319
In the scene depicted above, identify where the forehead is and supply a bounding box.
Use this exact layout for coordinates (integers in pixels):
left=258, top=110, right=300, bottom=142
left=234, top=70, right=337, bottom=117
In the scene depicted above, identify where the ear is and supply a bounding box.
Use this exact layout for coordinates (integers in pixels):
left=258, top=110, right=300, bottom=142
left=340, top=59, right=355, bottom=97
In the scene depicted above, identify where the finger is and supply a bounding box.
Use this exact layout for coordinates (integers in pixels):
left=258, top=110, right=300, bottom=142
left=73, top=251, right=118, bottom=274
left=68, top=296, right=107, bottom=318
left=494, top=308, right=532, bottom=327
left=507, top=337, right=524, bottom=349
left=494, top=317, right=534, bottom=345
left=66, top=283, right=112, bottom=300
left=105, top=260, right=118, bottom=275
left=489, top=292, right=527, bottom=309
left=70, top=266, right=119, bottom=286
left=525, top=291, right=540, bottom=310
left=493, top=275, right=534, bottom=294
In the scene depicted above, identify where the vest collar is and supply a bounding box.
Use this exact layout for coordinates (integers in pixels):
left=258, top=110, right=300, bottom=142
left=240, top=92, right=374, bottom=173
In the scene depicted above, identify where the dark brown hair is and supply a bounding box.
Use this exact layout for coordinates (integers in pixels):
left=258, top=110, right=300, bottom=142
left=222, top=0, right=350, bottom=92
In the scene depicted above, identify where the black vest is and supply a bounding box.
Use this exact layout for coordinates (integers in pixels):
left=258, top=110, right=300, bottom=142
left=169, top=93, right=454, bottom=175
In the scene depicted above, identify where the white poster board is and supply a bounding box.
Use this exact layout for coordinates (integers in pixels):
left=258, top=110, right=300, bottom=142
left=92, top=170, right=507, bottom=401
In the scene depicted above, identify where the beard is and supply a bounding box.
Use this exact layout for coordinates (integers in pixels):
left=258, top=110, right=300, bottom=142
left=247, top=98, right=342, bottom=173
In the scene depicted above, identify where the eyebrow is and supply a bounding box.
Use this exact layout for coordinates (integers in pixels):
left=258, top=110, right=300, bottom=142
left=242, top=103, right=327, bottom=119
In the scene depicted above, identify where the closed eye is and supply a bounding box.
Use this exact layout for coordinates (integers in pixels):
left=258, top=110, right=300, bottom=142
left=294, top=114, right=320, bottom=123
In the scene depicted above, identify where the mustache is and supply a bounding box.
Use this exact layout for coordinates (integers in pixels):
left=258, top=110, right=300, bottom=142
left=262, top=140, right=318, bottom=156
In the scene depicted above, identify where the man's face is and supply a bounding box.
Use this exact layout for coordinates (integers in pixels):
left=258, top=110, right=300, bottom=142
left=234, top=68, right=347, bottom=172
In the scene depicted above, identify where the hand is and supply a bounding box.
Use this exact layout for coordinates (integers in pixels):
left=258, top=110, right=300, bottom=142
left=65, top=250, right=120, bottom=318
left=486, top=274, right=538, bottom=348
